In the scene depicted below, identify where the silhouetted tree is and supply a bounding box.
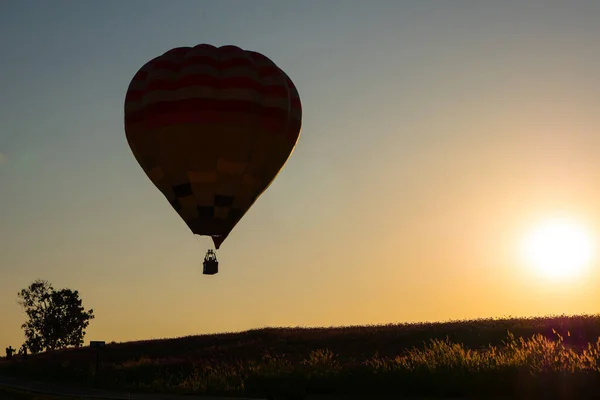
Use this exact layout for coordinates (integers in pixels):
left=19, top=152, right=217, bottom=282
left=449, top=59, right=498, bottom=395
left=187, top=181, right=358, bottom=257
left=17, top=279, right=95, bottom=353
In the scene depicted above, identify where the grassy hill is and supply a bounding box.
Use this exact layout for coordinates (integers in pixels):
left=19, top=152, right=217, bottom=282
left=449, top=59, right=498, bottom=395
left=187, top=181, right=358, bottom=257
left=2, top=314, right=600, bottom=399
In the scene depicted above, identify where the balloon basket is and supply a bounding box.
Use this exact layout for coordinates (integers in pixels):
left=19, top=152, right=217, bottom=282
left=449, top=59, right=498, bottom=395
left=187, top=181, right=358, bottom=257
left=203, top=259, right=219, bottom=275
left=203, top=249, right=219, bottom=275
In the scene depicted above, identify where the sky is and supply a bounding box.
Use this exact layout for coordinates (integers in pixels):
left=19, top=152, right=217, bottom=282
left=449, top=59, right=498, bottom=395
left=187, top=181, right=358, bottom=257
left=2, top=0, right=600, bottom=348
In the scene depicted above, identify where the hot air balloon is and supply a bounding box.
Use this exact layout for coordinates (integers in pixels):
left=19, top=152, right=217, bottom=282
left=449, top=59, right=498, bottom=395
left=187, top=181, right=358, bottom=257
left=124, top=44, right=302, bottom=275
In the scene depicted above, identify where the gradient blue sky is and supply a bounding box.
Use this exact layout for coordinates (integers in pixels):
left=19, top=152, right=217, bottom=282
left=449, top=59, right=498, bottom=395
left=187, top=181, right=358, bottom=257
left=2, top=1, right=600, bottom=348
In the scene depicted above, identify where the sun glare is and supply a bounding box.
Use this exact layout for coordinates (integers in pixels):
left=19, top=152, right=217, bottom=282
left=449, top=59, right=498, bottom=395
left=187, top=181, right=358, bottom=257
left=520, top=216, right=596, bottom=280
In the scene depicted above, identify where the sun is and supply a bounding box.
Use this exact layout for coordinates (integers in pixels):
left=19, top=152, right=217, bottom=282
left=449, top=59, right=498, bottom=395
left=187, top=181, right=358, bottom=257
left=519, top=216, right=595, bottom=280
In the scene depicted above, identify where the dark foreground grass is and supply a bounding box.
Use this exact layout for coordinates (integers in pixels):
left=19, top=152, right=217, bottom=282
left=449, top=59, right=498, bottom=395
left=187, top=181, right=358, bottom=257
left=0, top=387, right=69, bottom=400
left=2, top=314, right=600, bottom=399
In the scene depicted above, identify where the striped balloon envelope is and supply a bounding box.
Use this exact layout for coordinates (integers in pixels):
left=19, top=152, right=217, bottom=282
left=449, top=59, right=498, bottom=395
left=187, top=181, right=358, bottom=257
left=124, top=44, right=302, bottom=251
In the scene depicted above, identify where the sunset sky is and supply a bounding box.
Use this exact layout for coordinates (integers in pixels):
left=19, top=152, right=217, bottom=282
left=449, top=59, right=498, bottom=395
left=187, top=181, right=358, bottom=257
left=2, top=1, right=600, bottom=348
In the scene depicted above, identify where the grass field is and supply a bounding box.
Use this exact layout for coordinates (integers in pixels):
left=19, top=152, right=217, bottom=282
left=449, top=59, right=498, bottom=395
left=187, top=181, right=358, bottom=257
left=2, top=314, right=600, bottom=399
left=0, top=387, right=69, bottom=400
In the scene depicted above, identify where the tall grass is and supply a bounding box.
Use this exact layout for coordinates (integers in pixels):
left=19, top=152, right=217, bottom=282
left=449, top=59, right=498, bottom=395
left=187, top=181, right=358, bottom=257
left=2, top=315, right=600, bottom=399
